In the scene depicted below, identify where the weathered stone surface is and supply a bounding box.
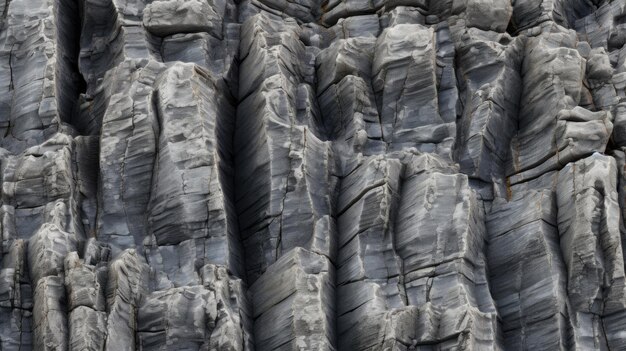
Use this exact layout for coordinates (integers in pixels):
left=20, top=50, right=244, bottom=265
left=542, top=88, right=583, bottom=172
left=557, top=153, right=626, bottom=349
left=250, top=247, right=334, bottom=350
left=336, top=152, right=499, bottom=350
left=235, top=13, right=337, bottom=285
left=143, top=0, right=223, bottom=37
left=372, top=24, right=455, bottom=156
left=2, top=0, right=626, bottom=349
left=487, top=190, right=569, bottom=350
left=33, top=276, right=67, bottom=350
left=104, top=249, right=148, bottom=350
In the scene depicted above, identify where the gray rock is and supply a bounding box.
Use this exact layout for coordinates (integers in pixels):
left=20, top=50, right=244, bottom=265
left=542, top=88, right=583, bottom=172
left=0, top=0, right=82, bottom=152
left=69, top=306, right=107, bottom=351
left=462, top=0, right=512, bottom=32
left=487, top=190, right=569, bottom=349
left=250, top=247, right=335, bottom=350
left=556, top=153, right=626, bottom=349
left=33, top=276, right=67, bottom=351
left=236, top=13, right=337, bottom=283
left=96, top=61, right=166, bottom=252
left=143, top=0, right=223, bottom=37
left=507, top=30, right=614, bottom=185
left=2, top=0, right=626, bottom=349
left=316, top=37, right=375, bottom=94
left=336, top=152, right=499, bottom=350
left=453, top=28, right=522, bottom=183
left=146, top=63, right=241, bottom=275
left=239, top=0, right=320, bottom=24
left=372, top=24, right=455, bottom=156
left=0, top=239, right=32, bottom=349
left=64, top=252, right=106, bottom=312
left=104, top=250, right=148, bottom=350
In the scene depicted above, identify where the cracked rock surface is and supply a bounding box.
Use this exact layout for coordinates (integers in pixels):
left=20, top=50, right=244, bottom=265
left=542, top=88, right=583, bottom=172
left=2, top=0, right=626, bottom=350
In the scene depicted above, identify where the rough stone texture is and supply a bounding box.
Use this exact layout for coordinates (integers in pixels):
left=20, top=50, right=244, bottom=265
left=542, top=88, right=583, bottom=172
left=1, top=0, right=626, bottom=350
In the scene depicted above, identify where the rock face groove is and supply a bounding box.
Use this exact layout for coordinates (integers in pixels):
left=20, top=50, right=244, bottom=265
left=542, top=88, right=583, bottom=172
left=1, top=0, right=626, bottom=350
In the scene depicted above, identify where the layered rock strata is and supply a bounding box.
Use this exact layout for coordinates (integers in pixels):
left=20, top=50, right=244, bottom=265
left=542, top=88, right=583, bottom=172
left=2, top=0, right=626, bottom=350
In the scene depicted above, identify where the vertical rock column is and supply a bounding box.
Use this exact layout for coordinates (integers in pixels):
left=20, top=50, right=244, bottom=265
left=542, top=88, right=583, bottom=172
left=446, top=0, right=522, bottom=183
left=0, top=135, right=84, bottom=350
left=0, top=117, right=102, bottom=351
left=316, top=5, right=501, bottom=349
left=0, top=0, right=82, bottom=152
left=315, top=35, right=381, bottom=155
left=78, top=0, right=158, bottom=133
left=335, top=155, right=404, bottom=350
left=557, top=153, right=626, bottom=349
left=104, top=249, right=148, bottom=350
left=79, top=0, right=253, bottom=348
left=64, top=245, right=109, bottom=351
left=487, top=189, right=570, bottom=349
left=0, top=239, right=31, bottom=349
left=335, top=152, right=500, bottom=350
left=145, top=62, right=243, bottom=280
left=236, top=12, right=337, bottom=350
left=118, top=40, right=249, bottom=351
left=508, top=29, right=613, bottom=184
left=96, top=60, right=165, bottom=252
left=372, top=23, right=455, bottom=157
left=28, top=202, right=78, bottom=350
left=396, top=153, right=499, bottom=349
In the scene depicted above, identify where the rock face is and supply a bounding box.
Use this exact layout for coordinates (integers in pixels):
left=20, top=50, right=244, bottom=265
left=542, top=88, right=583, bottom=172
left=1, top=0, right=626, bottom=350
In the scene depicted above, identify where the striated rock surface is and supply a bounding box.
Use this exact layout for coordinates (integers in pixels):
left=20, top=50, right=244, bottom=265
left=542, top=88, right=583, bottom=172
left=1, top=0, right=626, bottom=350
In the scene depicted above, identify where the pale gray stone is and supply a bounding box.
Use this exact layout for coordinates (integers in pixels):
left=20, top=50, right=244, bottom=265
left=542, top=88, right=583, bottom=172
left=143, top=0, right=223, bottom=38
left=1, top=0, right=626, bottom=349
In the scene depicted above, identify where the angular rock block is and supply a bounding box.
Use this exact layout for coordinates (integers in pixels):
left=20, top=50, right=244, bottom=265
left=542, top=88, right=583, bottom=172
left=328, top=14, right=380, bottom=39
left=557, top=153, right=626, bottom=349
left=79, top=0, right=158, bottom=103
left=453, top=28, right=522, bottom=182
left=0, top=0, right=82, bottom=152
left=511, top=107, right=613, bottom=184
left=96, top=61, right=166, bottom=251
left=487, top=190, right=569, bottom=349
left=239, top=0, right=320, bottom=24
left=2, top=134, right=82, bottom=241
left=161, top=27, right=240, bottom=86
left=138, top=286, right=220, bottom=349
left=317, top=75, right=383, bottom=154
left=315, top=37, right=375, bottom=94
left=250, top=247, right=335, bottom=350
left=32, top=276, right=67, bottom=351
left=143, top=0, right=223, bottom=37
left=236, top=13, right=336, bottom=282
left=138, top=264, right=252, bottom=350
left=510, top=0, right=568, bottom=32
left=320, top=0, right=429, bottom=27
left=199, top=264, right=254, bottom=350
left=337, top=153, right=499, bottom=350
left=457, top=0, right=513, bottom=32
left=104, top=250, right=149, bottom=351
left=315, top=37, right=385, bottom=154
left=574, top=1, right=626, bottom=50
left=64, top=250, right=109, bottom=351
left=64, top=252, right=107, bottom=312
left=372, top=24, right=455, bottom=156
left=0, top=240, right=32, bottom=349
left=68, top=306, right=107, bottom=351
left=146, top=63, right=241, bottom=275
left=28, top=214, right=77, bottom=286
left=508, top=31, right=613, bottom=185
